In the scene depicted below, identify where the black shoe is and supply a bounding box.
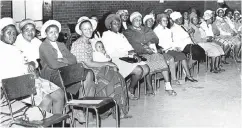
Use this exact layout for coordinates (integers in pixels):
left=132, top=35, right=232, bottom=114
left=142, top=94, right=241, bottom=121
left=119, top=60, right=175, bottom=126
left=222, top=61, right=229, bottom=64
left=210, top=69, right=219, bottom=73
left=185, top=77, right=198, bottom=82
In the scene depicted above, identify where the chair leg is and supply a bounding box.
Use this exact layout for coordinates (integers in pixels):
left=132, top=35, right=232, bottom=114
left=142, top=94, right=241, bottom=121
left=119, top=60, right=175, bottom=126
left=206, top=55, right=208, bottom=72
left=197, top=61, right=199, bottom=74
left=144, top=77, right=147, bottom=95
left=94, top=108, right=99, bottom=128
left=137, top=81, right=140, bottom=99
left=154, top=73, right=157, bottom=91
left=85, top=108, right=89, bottom=128
left=114, top=100, right=119, bottom=128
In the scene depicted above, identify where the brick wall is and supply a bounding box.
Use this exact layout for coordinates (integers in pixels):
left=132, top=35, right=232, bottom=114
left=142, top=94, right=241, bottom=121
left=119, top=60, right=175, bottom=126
left=0, top=1, right=12, bottom=18
left=53, top=1, right=207, bottom=34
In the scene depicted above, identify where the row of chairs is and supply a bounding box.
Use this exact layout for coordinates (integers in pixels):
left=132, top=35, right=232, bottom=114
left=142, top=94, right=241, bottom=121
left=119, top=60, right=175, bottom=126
left=1, top=63, right=120, bottom=128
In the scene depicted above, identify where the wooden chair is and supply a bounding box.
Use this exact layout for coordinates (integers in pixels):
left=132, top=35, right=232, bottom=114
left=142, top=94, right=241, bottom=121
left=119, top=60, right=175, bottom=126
left=58, top=63, right=119, bottom=128
left=1, top=74, right=69, bottom=127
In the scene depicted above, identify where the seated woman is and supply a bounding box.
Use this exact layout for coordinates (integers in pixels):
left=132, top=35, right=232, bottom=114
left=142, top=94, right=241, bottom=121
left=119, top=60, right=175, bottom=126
left=123, top=12, right=177, bottom=96
left=39, top=20, right=95, bottom=98
left=170, top=11, right=206, bottom=63
left=214, top=8, right=241, bottom=62
left=190, top=10, right=225, bottom=73
left=102, top=14, right=154, bottom=97
left=0, top=17, right=64, bottom=126
left=143, top=14, right=155, bottom=29
left=14, top=19, right=42, bottom=69
left=232, top=10, right=242, bottom=39
left=71, top=16, right=131, bottom=118
left=154, top=13, right=197, bottom=82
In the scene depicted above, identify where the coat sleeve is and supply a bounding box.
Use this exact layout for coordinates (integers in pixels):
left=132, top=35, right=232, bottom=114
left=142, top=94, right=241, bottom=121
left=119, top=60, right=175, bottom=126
left=123, top=29, right=150, bottom=55
left=39, top=43, right=67, bottom=69
left=59, top=42, right=77, bottom=65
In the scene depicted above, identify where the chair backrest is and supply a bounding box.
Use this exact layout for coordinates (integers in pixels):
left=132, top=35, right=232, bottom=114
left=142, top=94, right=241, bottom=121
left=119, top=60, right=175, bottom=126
left=58, top=63, right=86, bottom=87
left=1, top=74, right=36, bottom=101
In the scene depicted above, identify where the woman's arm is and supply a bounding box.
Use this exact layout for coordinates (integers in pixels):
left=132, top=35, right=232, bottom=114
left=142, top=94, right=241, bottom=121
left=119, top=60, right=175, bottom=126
left=39, top=44, right=67, bottom=69
left=59, top=42, right=77, bottom=65
left=123, top=29, right=150, bottom=54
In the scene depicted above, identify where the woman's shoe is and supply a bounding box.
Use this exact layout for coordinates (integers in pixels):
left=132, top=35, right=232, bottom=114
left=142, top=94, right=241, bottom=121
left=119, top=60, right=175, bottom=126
left=216, top=67, right=225, bottom=72
left=165, top=90, right=177, bottom=96
left=171, top=80, right=181, bottom=85
left=128, top=91, right=138, bottom=100
left=210, top=69, right=219, bottom=73
left=120, top=114, right=133, bottom=119
left=185, top=77, right=198, bottom=82
left=222, top=61, right=229, bottom=64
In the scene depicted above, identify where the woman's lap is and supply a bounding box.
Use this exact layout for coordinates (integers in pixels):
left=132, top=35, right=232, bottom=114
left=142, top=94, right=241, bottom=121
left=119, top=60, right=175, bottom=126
left=198, top=43, right=223, bottom=57
left=166, top=50, right=186, bottom=62
left=143, top=53, right=168, bottom=72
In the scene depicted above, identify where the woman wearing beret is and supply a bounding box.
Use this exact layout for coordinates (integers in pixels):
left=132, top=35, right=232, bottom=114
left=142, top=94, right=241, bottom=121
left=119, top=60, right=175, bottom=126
left=123, top=12, right=177, bottom=96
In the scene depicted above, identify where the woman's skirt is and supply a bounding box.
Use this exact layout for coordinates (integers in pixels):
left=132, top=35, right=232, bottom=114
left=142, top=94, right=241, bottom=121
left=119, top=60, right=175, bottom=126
left=215, top=35, right=241, bottom=46
left=112, top=58, right=146, bottom=78
left=198, top=42, right=225, bottom=57
left=183, top=44, right=206, bottom=62
left=166, top=50, right=186, bottom=62
left=142, top=53, right=169, bottom=72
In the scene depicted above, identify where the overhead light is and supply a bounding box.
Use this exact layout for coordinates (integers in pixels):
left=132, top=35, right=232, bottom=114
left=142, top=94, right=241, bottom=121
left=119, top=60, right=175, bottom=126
left=159, top=0, right=164, bottom=3
left=217, top=0, right=224, bottom=3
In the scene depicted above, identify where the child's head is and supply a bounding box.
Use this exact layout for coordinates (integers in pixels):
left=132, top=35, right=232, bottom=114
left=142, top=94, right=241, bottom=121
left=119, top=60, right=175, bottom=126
left=95, top=41, right=105, bottom=53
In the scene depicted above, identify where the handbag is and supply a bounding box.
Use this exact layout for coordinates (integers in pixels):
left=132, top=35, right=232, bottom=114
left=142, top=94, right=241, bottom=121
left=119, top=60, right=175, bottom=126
left=119, top=57, right=138, bottom=63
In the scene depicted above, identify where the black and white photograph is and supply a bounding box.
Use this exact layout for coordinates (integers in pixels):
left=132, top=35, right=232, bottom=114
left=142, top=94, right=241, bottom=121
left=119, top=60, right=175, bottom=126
left=0, top=0, right=241, bottom=127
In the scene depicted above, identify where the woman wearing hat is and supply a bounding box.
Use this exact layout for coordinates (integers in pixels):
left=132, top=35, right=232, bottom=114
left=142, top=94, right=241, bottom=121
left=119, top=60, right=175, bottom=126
left=102, top=14, right=154, bottom=98
left=191, top=11, right=225, bottom=73
left=116, top=10, right=131, bottom=32
left=0, top=18, right=65, bottom=125
left=39, top=20, right=96, bottom=98
left=233, top=10, right=242, bottom=36
left=14, top=19, right=42, bottom=69
left=214, top=8, right=241, bottom=63
left=143, top=14, right=155, bottom=29
left=154, top=13, right=198, bottom=82
left=71, top=16, right=131, bottom=118
left=124, top=12, right=177, bottom=96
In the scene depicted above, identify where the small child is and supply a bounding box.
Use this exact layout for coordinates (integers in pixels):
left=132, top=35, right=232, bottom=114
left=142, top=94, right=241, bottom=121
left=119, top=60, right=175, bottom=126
left=93, top=41, right=112, bottom=62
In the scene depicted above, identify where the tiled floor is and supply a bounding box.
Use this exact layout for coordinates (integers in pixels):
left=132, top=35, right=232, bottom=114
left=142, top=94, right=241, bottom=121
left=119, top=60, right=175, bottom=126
left=78, top=58, right=241, bottom=128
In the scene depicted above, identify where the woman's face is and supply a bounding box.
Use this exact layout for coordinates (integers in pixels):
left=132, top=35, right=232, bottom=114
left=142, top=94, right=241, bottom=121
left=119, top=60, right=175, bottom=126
left=192, top=17, right=199, bottom=25
left=22, top=23, right=36, bottom=42
left=145, top=18, right=154, bottom=28
left=110, top=18, right=121, bottom=33
left=120, top=13, right=129, bottom=22
left=132, top=16, right=142, bottom=28
left=160, top=17, right=168, bottom=27
left=218, top=10, right=224, bottom=17
left=183, top=12, right=189, bottom=20
left=175, top=17, right=183, bottom=25
left=1, top=25, right=17, bottom=45
left=46, top=26, right=59, bottom=42
left=80, top=22, right=93, bottom=38
left=234, top=13, right=240, bottom=20
left=226, top=11, right=233, bottom=18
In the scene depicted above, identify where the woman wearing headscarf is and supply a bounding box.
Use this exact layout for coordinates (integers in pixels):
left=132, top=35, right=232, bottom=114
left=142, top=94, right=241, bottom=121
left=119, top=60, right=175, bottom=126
left=191, top=10, right=225, bottom=73
left=214, top=8, right=241, bottom=62
left=123, top=12, right=177, bottom=96
left=154, top=13, right=197, bottom=82
left=116, top=10, right=131, bottom=32
left=102, top=14, right=154, bottom=97
left=143, top=14, right=155, bottom=29
left=71, top=16, right=131, bottom=118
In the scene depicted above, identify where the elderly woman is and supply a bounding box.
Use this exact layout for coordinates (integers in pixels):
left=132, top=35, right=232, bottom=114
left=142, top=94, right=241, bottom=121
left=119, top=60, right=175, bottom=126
left=214, top=8, right=241, bottom=62
left=143, top=14, right=155, bottom=29
left=14, top=19, right=42, bottom=69
left=170, top=11, right=206, bottom=63
left=71, top=16, right=131, bottom=118
left=154, top=13, right=197, bottom=82
left=123, top=12, right=177, bottom=96
left=191, top=10, right=225, bottom=73
left=102, top=14, right=154, bottom=97
left=0, top=18, right=64, bottom=126
left=39, top=20, right=96, bottom=98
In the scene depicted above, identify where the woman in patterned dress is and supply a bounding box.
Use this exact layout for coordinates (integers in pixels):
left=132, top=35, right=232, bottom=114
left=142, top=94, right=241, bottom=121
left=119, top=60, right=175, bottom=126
left=123, top=12, right=177, bottom=96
